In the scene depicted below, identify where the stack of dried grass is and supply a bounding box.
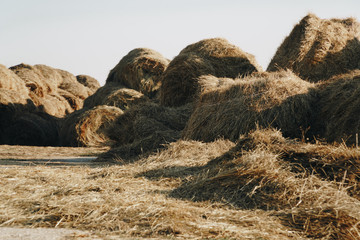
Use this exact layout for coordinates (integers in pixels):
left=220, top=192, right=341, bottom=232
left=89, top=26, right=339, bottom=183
left=160, top=38, right=262, bottom=106
left=268, top=14, right=360, bottom=82
left=9, top=63, right=99, bottom=117
left=106, top=48, right=169, bottom=98
left=182, top=70, right=316, bottom=142
left=314, top=70, right=360, bottom=145
left=171, top=128, right=360, bottom=238
left=98, top=102, right=193, bottom=161
left=59, top=105, right=124, bottom=147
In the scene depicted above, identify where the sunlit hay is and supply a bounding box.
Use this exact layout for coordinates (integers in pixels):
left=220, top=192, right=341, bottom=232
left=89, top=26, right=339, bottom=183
left=106, top=48, right=169, bottom=98
left=59, top=105, right=123, bottom=147
left=182, top=70, right=316, bottom=142
left=0, top=64, right=29, bottom=95
left=268, top=13, right=360, bottom=82
left=76, top=75, right=101, bottom=93
left=100, top=102, right=193, bottom=161
left=313, top=70, right=360, bottom=145
left=83, top=83, right=148, bottom=110
left=160, top=38, right=262, bottom=107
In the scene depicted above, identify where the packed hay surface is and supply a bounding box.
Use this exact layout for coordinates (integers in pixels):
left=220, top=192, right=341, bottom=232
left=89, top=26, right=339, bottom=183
left=9, top=63, right=98, bottom=117
left=106, top=48, right=169, bottom=98
left=76, top=75, right=101, bottom=92
left=101, top=102, right=193, bottom=161
left=267, top=13, right=360, bottom=82
left=182, top=70, right=316, bottom=142
left=314, top=70, right=360, bottom=145
left=59, top=105, right=124, bottom=147
left=160, top=38, right=262, bottom=107
left=83, top=83, right=148, bottom=110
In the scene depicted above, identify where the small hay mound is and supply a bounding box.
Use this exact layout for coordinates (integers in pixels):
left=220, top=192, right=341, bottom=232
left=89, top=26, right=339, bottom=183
left=106, top=48, right=169, bottom=97
left=83, top=83, right=148, bottom=110
left=267, top=13, right=360, bottom=82
left=59, top=105, right=124, bottom=147
left=314, top=70, right=360, bottom=145
left=160, top=38, right=262, bottom=107
left=182, top=70, right=316, bottom=142
left=76, top=75, right=101, bottom=93
left=100, top=102, right=193, bottom=161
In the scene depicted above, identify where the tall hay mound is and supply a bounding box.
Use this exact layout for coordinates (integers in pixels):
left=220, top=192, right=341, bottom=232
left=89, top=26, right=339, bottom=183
left=160, top=38, right=262, bottom=107
left=314, top=70, right=360, bottom=144
left=59, top=105, right=124, bottom=147
left=10, top=63, right=99, bottom=117
left=182, top=70, right=316, bottom=142
left=267, top=14, right=360, bottom=82
left=83, top=83, right=148, bottom=110
left=100, top=102, right=193, bottom=160
left=106, top=48, right=169, bottom=98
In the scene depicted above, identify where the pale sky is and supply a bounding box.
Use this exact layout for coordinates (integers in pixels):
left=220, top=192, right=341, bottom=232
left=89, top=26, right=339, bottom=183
left=1, top=0, right=360, bottom=85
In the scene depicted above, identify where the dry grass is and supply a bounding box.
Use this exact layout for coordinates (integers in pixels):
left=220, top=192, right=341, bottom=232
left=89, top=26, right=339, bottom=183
left=267, top=13, right=360, bottom=82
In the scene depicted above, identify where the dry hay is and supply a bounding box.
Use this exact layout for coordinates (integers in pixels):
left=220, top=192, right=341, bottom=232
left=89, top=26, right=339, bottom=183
left=171, top=128, right=360, bottom=239
left=0, top=64, right=29, bottom=94
left=267, top=13, right=360, bottom=82
left=313, top=70, right=360, bottom=145
left=100, top=102, right=193, bottom=161
left=182, top=70, right=316, bottom=142
left=76, top=74, right=101, bottom=92
left=59, top=105, right=124, bottom=147
left=160, top=38, right=262, bottom=107
left=0, top=103, right=60, bottom=146
left=106, top=48, right=169, bottom=98
left=83, top=83, right=148, bottom=110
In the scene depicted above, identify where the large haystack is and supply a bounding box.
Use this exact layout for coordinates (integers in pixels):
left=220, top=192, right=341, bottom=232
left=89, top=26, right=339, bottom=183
left=182, top=70, right=316, bottom=142
left=9, top=63, right=99, bottom=117
left=267, top=14, right=360, bottom=82
left=100, top=102, right=193, bottom=161
left=83, top=83, right=148, bottom=110
left=160, top=38, right=262, bottom=107
left=59, top=105, right=124, bottom=147
left=106, top=48, right=169, bottom=98
left=314, top=70, right=360, bottom=145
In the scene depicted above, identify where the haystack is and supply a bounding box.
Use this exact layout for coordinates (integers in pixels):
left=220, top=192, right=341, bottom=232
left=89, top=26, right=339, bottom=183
left=59, top=105, right=124, bottom=147
left=83, top=83, right=148, bottom=110
left=182, top=70, right=316, bottom=142
left=9, top=63, right=97, bottom=117
left=314, top=70, right=360, bottom=145
left=160, top=38, right=262, bottom=107
left=106, top=48, right=169, bottom=97
left=76, top=75, right=101, bottom=92
left=0, top=103, right=60, bottom=146
left=267, top=14, right=360, bottom=82
left=100, top=102, right=193, bottom=160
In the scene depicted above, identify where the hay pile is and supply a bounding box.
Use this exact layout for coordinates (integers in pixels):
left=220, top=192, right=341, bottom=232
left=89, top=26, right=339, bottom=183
left=267, top=14, right=360, bottom=82
left=59, top=105, right=124, bottom=147
left=160, top=38, right=262, bottom=106
left=0, top=64, right=29, bottom=105
left=182, top=70, right=316, bottom=142
left=9, top=63, right=99, bottom=117
left=172, top=128, right=360, bottom=239
left=313, top=70, right=360, bottom=145
left=99, top=102, right=193, bottom=161
left=76, top=74, right=101, bottom=92
left=106, top=48, right=169, bottom=98
left=83, top=83, right=148, bottom=110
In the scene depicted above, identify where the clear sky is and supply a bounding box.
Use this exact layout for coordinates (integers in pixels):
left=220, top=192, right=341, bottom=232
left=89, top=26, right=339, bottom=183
left=1, top=0, right=360, bottom=85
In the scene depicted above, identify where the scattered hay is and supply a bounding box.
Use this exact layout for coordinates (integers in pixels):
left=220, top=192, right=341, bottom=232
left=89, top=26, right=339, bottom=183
left=160, top=38, right=262, bottom=106
left=106, top=48, right=169, bottom=97
left=182, top=70, right=316, bottom=142
left=101, top=102, right=193, bottom=161
left=314, top=70, right=360, bottom=145
left=76, top=75, right=101, bottom=93
left=267, top=13, right=360, bottom=82
left=59, top=105, right=123, bottom=147
left=83, top=83, right=148, bottom=110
